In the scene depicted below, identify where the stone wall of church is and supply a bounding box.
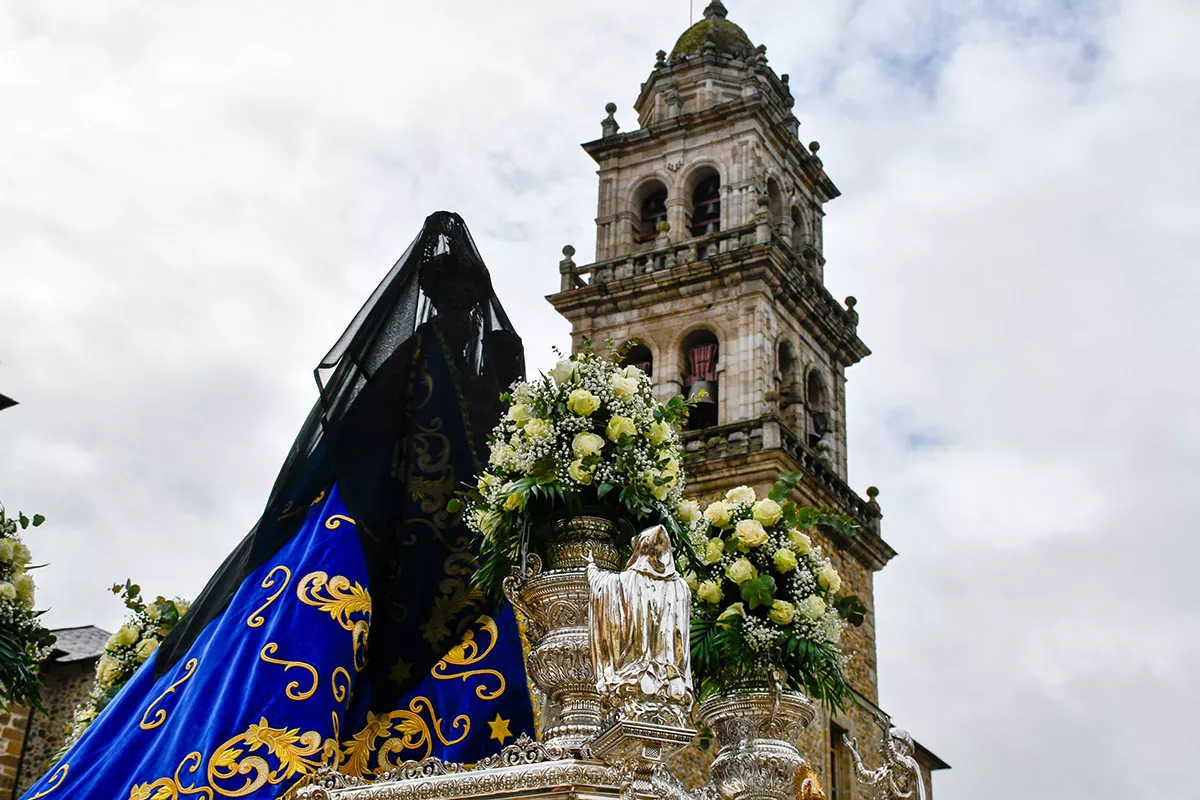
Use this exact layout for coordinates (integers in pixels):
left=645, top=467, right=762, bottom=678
left=13, top=658, right=95, bottom=794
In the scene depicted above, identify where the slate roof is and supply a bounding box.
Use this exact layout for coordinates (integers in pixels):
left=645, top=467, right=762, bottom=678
left=48, top=625, right=110, bottom=662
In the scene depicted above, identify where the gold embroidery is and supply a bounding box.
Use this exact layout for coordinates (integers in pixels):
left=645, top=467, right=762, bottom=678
left=324, top=514, right=355, bottom=530
left=486, top=714, right=512, bottom=744
left=208, top=718, right=324, bottom=797
left=247, top=566, right=291, bottom=629
left=128, top=752, right=210, bottom=799
left=432, top=615, right=506, bottom=700
left=30, top=764, right=67, bottom=798
left=332, top=666, right=351, bottom=705
left=259, top=643, right=318, bottom=701
left=308, top=490, right=326, bottom=508
left=297, top=571, right=371, bottom=672
left=141, top=658, right=200, bottom=730
left=338, top=697, right=469, bottom=777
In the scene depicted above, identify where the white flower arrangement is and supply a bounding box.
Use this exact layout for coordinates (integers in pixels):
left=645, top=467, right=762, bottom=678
left=60, top=580, right=189, bottom=753
left=685, top=474, right=867, bottom=711
left=0, top=506, right=55, bottom=712
left=464, top=343, right=697, bottom=599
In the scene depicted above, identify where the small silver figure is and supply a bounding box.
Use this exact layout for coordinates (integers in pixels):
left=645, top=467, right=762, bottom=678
left=845, top=726, right=927, bottom=800
left=586, top=524, right=693, bottom=723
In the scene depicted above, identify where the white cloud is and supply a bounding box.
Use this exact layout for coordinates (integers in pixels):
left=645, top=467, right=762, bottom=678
left=2, top=0, right=1198, bottom=796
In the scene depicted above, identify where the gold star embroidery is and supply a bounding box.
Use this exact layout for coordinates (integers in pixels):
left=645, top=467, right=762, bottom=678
left=389, top=657, right=412, bottom=685
left=487, top=713, right=512, bottom=744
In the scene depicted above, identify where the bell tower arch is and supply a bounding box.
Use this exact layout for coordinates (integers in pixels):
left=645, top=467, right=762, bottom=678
left=548, top=2, right=947, bottom=796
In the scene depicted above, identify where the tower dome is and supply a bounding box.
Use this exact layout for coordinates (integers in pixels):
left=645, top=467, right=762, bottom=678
left=669, top=1, right=754, bottom=61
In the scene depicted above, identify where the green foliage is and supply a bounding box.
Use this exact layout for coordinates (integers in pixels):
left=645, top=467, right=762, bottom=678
left=834, top=594, right=868, bottom=627
left=0, top=505, right=54, bottom=714
left=740, top=575, right=776, bottom=609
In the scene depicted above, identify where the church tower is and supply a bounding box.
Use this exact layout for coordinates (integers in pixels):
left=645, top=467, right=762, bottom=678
left=548, top=2, right=947, bottom=796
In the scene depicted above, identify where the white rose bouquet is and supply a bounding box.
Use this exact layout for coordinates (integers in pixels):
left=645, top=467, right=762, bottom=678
left=462, top=342, right=698, bottom=600
left=60, top=580, right=190, bottom=753
left=0, top=506, right=55, bottom=712
left=685, top=473, right=868, bottom=711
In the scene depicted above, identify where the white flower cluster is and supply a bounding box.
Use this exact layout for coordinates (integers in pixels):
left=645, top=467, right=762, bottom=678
left=683, top=485, right=847, bottom=658
left=468, top=351, right=686, bottom=541
left=0, top=509, right=53, bottom=680
left=63, top=592, right=190, bottom=752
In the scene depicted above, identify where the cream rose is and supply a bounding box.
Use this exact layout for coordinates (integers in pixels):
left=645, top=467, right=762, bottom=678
left=0, top=540, right=15, bottom=563
left=684, top=571, right=700, bottom=591
left=701, top=537, right=724, bottom=565
left=676, top=499, right=702, bottom=525
left=800, top=595, right=826, bottom=620
left=726, top=557, right=758, bottom=585
left=725, top=486, right=757, bottom=505
left=769, top=599, right=797, bottom=625
left=503, top=493, right=525, bottom=512
left=647, top=421, right=672, bottom=446
left=610, top=373, right=639, bottom=399
left=96, top=654, right=121, bottom=686
left=506, top=403, right=533, bottom=427
left=135, top=638, right=159, bottom=663
left=0, top=582, right=15, bottom=601
left=704, top=500, right=732, bottom=528
left=787, top=528, right=813, bottom=555
left=550, top=359, right=578, bottom=385
left=773, top=548, right=799, bottom=573
left=524, top=418, right=552, bottom=439
left=734, top=519, right=768, bottom=549
left=13, top=572, right=34, bottom=605
left=605, top=415, right=637, bottom=442
left=568, top=459, right=593, bottom=485
left=512, top=383, right=535, bottom=404
left=567, top=389, right=601, bottom=417
left=572, top=431, right=605, bottom=457
left=717, top=602, right=745, bottom=623
left=753, top=498, right=783, bottom=526
left=817, top=564, right=842, bottom=594
left=12, top=543, right=29, bottom=567
left=697, top=580, right=724, bottom=604
left=109, top=624, right=140, bottom=650
left=622, top=365, right=644, bottom=379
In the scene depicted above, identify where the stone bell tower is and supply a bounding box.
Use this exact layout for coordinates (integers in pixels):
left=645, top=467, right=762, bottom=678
left=548, top=2, right=947, bottom=797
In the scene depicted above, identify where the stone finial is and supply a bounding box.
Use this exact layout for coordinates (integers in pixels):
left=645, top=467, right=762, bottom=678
left=781, top=73, right=790, bottom=85
left=602, top=103, right=620, bottom=138
left=655, top=220, right=671, bottom=234
left=865, top=486, right=880, bottom=510
left=704, top=0, right=729, bottom=19
left=809, top=141, right=820, bottom=154
left=559, top=245, right=577, bottom=292
left=656, top=49, right=667, bottom=68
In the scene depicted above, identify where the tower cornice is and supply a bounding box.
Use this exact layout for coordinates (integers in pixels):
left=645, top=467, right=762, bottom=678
left=583, top=95, right=839, bottom=203
left=548, top=228, right=869, bottom=368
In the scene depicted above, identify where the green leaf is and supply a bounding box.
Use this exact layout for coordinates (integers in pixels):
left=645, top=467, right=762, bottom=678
left=31, top=514, right=45, bottom=527
left=446, top=498, right=463, bottom=513
left=740, top=575, right=777, bottom=609
left=18, top=513, right=28, bottom=530
left=834, top=594, right=868, bottom=627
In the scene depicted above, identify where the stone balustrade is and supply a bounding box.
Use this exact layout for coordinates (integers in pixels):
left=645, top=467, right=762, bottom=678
left=682, top=416, right=881, bottom=536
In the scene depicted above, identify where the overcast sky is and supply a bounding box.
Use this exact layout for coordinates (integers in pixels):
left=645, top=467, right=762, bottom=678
left=2, top=0, right=1198, bottom=796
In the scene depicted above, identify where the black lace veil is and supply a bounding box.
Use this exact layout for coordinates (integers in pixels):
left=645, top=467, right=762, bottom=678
left=156, top=211, right=524, bottom=676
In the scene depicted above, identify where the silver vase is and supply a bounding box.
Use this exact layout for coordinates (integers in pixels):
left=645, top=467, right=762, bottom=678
left=699, top=686, right=816, bottom=800
left=503, top=515, right=621, bottom=748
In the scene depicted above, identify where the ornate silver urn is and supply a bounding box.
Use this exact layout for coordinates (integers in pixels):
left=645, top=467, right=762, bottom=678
left=503, top=515, right=621, bottom=748
left=698, top=685, right=816, bottom=800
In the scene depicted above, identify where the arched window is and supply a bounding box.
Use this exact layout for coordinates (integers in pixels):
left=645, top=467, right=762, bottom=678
left=778, top=341, right=799, bottom=429
left=682, top=329, right=719, bottom=430
left=690, top=173, right=721, bottom=237
left=806, top=369, right=831, bottom=449
left=767, top=178, right=784, bottom=224
left=620, top=342, right=653, bottom=378
left=633, top=180, right=668, bottom=244
left=790, top=206, right=807, bottom=249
